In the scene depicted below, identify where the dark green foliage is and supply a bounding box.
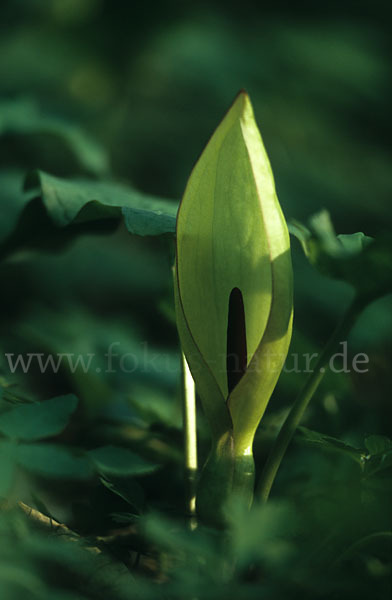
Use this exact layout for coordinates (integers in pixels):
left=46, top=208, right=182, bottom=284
left=0, top=394, right=78, bottom=440
left=0, top=1, right=391, bottom=599
left=289, top=211, right=392, bottom=301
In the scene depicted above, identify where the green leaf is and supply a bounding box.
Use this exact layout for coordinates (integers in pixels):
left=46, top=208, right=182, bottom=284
left=1, top=170, right=178, bottom=259
left=297, top=426, right=365, bottom=464
left=122, top=204, right=178, bottom=236
left=289, top=210, right=392, bottom=300
left=24, top=170, right=177, bottom=234
left=15, top=444, right=93, bottom=480
left=0, top=97, right=109, bottom=176
left=88, top=445, right=158, bottom=476
left=289, top=212, right=373, bottom=264
left=0, top=394, right=78, bottom=441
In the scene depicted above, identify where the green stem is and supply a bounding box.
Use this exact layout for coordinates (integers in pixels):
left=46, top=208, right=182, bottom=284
left=257, top=294, right=365, bottom=503
left=181, top=353, right=198, bottom=528
left=196, top=431, right=255, bottom=528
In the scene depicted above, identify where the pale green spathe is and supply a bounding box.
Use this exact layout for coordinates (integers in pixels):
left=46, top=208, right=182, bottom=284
left=175, top=91, right=293, bottom=450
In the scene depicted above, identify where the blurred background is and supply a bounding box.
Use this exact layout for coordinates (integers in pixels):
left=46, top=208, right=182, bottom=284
left=1, top=0, right=391, bottom=227
left=0, top=1, right=391, bottom=596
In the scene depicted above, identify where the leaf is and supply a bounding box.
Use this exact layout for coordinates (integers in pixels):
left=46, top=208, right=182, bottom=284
left=24, top=170, right=178, bottom=234
left=297, top=426, right=365, bottom=464
left=88, top=445, right=158, bottom=476
left=15, top=444, right=93, bottom=480
left=1, top=170, right=178, bottom=258
left=0, top=394, right=78, bottom=441
left=289, top=212, right=373, bottom=264
left=289, top=210, right=392, bottom=301
left=0, top=97, right=109, bottom=176
left=122, top=204, right=178, bottom=236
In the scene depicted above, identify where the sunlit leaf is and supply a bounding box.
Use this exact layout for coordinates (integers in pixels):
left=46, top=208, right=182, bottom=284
left=0, top=170, right=178, bottom=259
left=24, top=170, right=178, bottom=234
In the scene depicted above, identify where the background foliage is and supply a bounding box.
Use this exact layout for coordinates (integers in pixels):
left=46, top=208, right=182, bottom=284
left=0, top=1, right=391, bottom=598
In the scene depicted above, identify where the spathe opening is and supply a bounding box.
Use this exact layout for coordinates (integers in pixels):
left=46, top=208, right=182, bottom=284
left=226, top=287, right=247, bottom=395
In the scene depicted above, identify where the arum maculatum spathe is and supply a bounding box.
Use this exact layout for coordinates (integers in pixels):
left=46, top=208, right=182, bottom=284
left=174, top=91, right=293, bottom=526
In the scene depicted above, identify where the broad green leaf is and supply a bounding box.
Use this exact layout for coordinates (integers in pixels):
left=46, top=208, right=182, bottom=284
left=0, top=395, right=78, bottom=441
left=289, top=210, right=392, bottom=300
left=0, top=440, right=92, bottom=483
left=176, top=91, right=292, bottom=449
left=297, top=426, right=365, bottom=464
left=15, top=444, right=93, bottom=480
left=0, top=97, right=109, bottom=176
left=289, top=211, right=373, bottom=272
left=24, top=170, right=178, bottom=234
left=88, top=445, right=158, bottom=476
left=122, top=204, right=177, bottom=236
left=0, top=170, right=178, bottom=259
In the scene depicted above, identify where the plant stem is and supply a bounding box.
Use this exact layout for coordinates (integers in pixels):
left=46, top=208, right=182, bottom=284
left=257, top=294, right=365, bottom=503
left=181, top=352, right=198, bottom=528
